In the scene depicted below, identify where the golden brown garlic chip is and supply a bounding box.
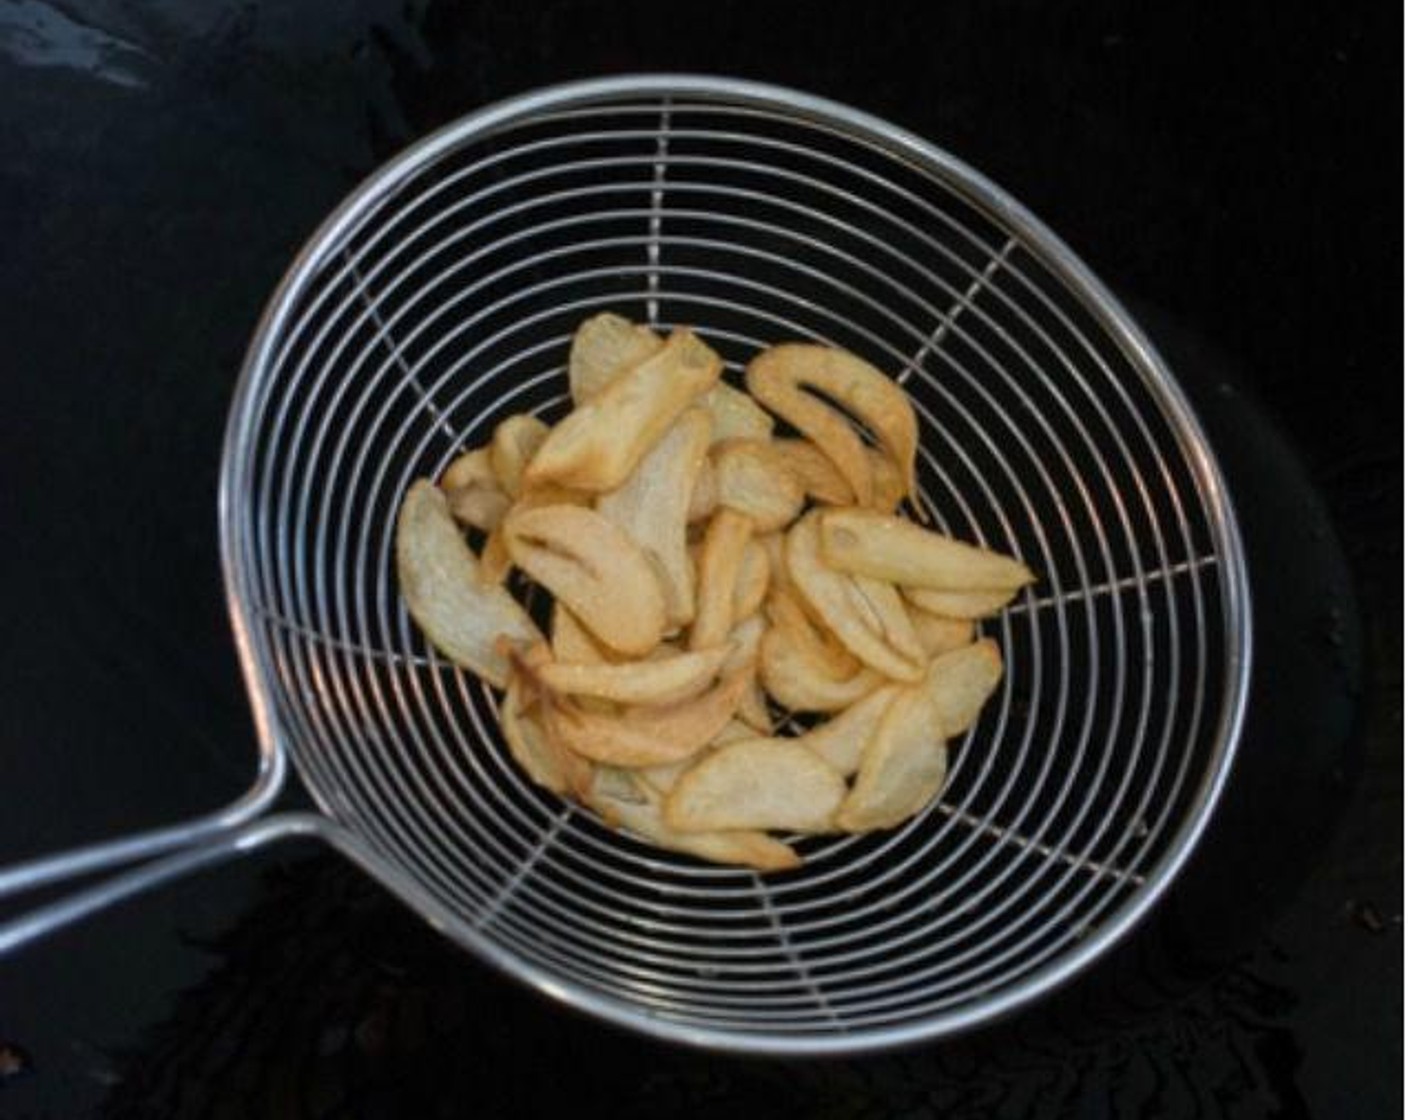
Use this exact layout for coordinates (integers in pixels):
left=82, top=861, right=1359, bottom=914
left=596, top=408, right=712, bottom=629
left=746, top=343, right=917, bottom=506
left=568, top=312, right=664, bottom=403
left=820, top=509, right=1035, bottom=591
left=528, top=328, right=721, bottom=491
left=395, top=480, right=541, bottom=688
left=665, top=739, right=846, bottom=833
left=503, top=504, right=666, bottom=656
left=586, top=767, right=799, bottom=872
left=785, top=513, right=924, bottom=682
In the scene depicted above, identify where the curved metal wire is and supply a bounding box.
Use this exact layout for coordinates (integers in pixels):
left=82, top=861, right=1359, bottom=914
left=215, top=75, right=1250, bottom=1052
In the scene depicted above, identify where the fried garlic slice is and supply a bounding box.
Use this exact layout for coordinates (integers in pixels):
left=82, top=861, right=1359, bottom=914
left=503, top=504, right=666, bottom=655
left=568, top=312, right=664, bottom=403
left=713, top=438, right=806, bottom=533
left=785, top=513, right=923, bottom=682
left=542, top=666, right=751, bottom=768
left=820, top=509, right=1035, bottom=591
left=835, top=687, right=948, bottom=832
left=395, top=480, right=541, bottom=688
left=528, top=328, right=721, bottom=491
left=665, top=739, right=846, bottom=833
left=746, top=343, right=917, bottom=506
left=596, top=408, right=711, bottom=630
left=586, top=767, right=799, bottom=872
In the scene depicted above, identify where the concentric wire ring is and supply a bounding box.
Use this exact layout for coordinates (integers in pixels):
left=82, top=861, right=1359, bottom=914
left=220, top=75, right=1249, bottom=1054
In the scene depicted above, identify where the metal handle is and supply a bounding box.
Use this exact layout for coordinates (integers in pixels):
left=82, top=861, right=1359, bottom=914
left=0, top=753, right=287, bottom=954
left=0, top=751, right=284, bottom=901
left=0, top=810, right=469, bottom=962
left=0, top=747, right=469, bottom=959
left=0, top=812, right=330, bottom=954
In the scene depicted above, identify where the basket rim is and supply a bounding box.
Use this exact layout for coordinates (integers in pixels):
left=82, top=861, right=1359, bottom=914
left=217, top=72, right=1252, bottom=1056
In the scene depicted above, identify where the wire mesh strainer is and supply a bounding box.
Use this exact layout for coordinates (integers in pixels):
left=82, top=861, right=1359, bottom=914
left=0, top=75, right=1249, bottom=1055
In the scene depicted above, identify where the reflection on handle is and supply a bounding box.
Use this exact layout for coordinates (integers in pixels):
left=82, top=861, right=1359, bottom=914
left=0, top=810, right=324, bottom=956
left=0, top=751, right=284, bottom=901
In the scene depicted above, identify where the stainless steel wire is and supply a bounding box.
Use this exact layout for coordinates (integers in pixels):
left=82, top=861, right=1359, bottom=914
left=0, top=76, right=1248, bottom=1054
left=237, top=79, right=1245, bottom=1039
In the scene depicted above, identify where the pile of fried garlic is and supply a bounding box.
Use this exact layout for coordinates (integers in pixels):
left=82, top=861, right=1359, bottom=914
left=397, top=313, right=1034, bottom=870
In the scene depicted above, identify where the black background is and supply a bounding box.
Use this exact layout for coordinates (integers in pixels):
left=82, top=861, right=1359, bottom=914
left=0, top=1, right=1400, bottom=1116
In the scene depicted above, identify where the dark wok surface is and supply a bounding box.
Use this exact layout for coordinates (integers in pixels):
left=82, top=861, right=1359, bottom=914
left=0, top=2, right=1398, bottom=1116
